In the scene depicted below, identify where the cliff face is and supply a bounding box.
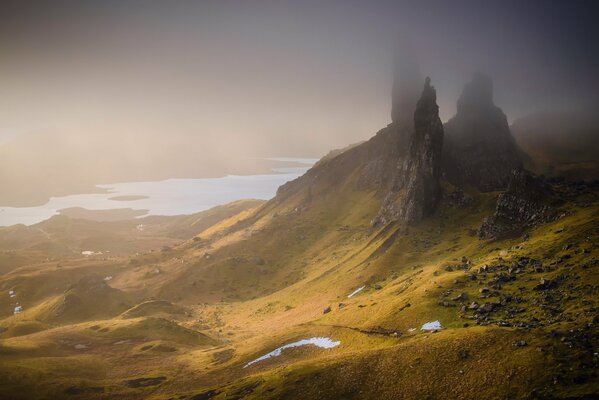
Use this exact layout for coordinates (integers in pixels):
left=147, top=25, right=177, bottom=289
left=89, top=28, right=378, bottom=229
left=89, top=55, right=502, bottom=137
left=275, top=77, right=444, bottom=229
left=373, top=77, right=444, bottom=225
left=443, top=74, right=521, bottom=191
left=478, top=169, right=558, bottom=239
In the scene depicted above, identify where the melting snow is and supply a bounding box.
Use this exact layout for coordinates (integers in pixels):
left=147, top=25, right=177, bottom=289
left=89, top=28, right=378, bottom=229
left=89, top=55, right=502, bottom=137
left=13, top=305, right=23, bottom=315
left=421, top=320, right=442, bottom=331
left=347, top=286, right=365, bottom=298
left=244, top=337, right=340, bottom=368
left=81, top=251, right=102, bottom=256
left=9, top=290, right=15, bottom=298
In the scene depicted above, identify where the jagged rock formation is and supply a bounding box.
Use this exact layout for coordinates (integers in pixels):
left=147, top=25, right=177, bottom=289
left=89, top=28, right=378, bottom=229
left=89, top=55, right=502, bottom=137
left=478, top=169, right=559, bottom=239
left=374, top=77, right=444, bottom=225
left=275, top=76, right=444, bottom=229
left=443, top=73, right=521, bottom=191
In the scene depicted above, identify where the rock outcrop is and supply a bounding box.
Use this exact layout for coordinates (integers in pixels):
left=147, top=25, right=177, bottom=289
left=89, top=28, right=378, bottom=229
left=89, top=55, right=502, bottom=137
left=275, top=76, right=444, bottom=229
left=373, top=77, right=444, bottom=225
left=443, top=74, right=521, bottom=191
left=478, top=169, right=558, bottom=239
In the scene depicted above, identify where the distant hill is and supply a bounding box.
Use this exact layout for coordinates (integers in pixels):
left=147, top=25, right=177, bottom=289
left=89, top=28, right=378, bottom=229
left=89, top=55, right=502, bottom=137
left=511, top=109, right=599, bottom=180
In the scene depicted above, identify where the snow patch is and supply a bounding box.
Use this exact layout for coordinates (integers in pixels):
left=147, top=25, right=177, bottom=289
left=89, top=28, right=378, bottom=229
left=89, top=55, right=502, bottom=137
left=421, top=320, right=442, bottom=331
left=244, top=337, right=340, bottom=368
left=81, top=250, right=102, bottom=256
left=347, top=286, right=365, bottom=298
left=104, top=276, right=113, bottom=281
left=13, top=305, right=23, bottom=315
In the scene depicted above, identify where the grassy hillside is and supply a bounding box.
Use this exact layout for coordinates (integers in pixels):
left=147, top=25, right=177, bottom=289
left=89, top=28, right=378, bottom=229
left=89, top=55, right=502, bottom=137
left=0, top=155, right=597, bottom=399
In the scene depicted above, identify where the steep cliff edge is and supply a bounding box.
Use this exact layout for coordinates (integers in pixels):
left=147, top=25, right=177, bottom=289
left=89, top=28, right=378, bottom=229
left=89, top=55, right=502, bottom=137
left=274, top=77, right=444, bottom=229
left=373, top=77, right=444, bottom=225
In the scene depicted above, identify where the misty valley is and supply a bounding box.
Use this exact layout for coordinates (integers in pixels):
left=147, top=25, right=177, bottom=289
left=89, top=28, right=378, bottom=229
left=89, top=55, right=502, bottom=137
left=1, top=2, right=598, bottom=400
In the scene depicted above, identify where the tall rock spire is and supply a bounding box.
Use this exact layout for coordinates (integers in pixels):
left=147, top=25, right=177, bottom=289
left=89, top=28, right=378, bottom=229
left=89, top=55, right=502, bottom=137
left=373, top=77, right=444, bottom=226
left=399, top=77, right=444, bottom=222
left=443, top=73, right=521, bottom=191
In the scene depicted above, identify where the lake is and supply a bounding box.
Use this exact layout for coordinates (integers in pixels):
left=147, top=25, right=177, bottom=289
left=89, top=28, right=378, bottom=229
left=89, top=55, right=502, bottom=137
left=0, top=158, right=317, bottom=226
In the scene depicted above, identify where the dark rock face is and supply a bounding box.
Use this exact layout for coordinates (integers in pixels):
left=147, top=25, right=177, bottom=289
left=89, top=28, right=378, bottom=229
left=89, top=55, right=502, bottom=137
left=478, top=169, right=558, bottom=239
left=373, top=77, right=444, bottom=225
left=276, top=77, right=444, bottom=229
left=443, top=74, right=521, bottom=191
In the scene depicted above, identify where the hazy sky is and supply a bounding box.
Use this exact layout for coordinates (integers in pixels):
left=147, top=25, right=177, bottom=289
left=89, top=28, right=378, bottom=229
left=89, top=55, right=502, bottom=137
left=1, top=0, right=597, bottom=154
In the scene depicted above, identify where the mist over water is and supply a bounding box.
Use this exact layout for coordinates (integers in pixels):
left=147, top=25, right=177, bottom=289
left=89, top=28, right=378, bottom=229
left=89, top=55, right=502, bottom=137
left=0, top=159, right=314, bottom=226
left=0, top=1, right=597, bottom=210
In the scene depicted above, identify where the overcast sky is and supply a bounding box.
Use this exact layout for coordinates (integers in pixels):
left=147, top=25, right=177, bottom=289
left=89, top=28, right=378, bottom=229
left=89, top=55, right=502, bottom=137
left=1, top=0, right=597, bottom=154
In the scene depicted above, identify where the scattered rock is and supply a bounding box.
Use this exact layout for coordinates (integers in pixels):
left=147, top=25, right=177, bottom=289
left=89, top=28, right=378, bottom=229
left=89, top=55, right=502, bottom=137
left=478, top=169, right=559, bottom=240
left=452, top=292, right=468, bottom=302
left=459, top=350, right=470, bottom=359
left=534, top=278, right=556, bottom=291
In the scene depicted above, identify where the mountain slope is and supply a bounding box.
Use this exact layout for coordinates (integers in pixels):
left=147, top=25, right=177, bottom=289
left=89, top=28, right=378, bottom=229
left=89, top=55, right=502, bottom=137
left=0, top=72, right=598, bottom=400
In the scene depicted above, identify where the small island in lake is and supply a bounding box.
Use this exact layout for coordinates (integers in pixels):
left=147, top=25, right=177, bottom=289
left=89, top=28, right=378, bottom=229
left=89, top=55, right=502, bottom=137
left=108, top=195, right=149, bottom=201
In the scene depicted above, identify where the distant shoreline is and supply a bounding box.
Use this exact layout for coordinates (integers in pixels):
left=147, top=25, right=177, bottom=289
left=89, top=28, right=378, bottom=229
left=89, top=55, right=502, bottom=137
left=0, top=157, right=318, bottom=208
left=58, top=207, right=149, bottom=222
left=0, top=157, right=316, bottom=227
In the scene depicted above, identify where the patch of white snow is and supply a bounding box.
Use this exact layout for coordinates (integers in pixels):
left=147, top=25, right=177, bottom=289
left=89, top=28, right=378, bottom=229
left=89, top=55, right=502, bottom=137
left=244, top=337, right=340, bottom=368
left=421, top=320, right=442, bottom=331
left=347, top=286, right=365, bottom=298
